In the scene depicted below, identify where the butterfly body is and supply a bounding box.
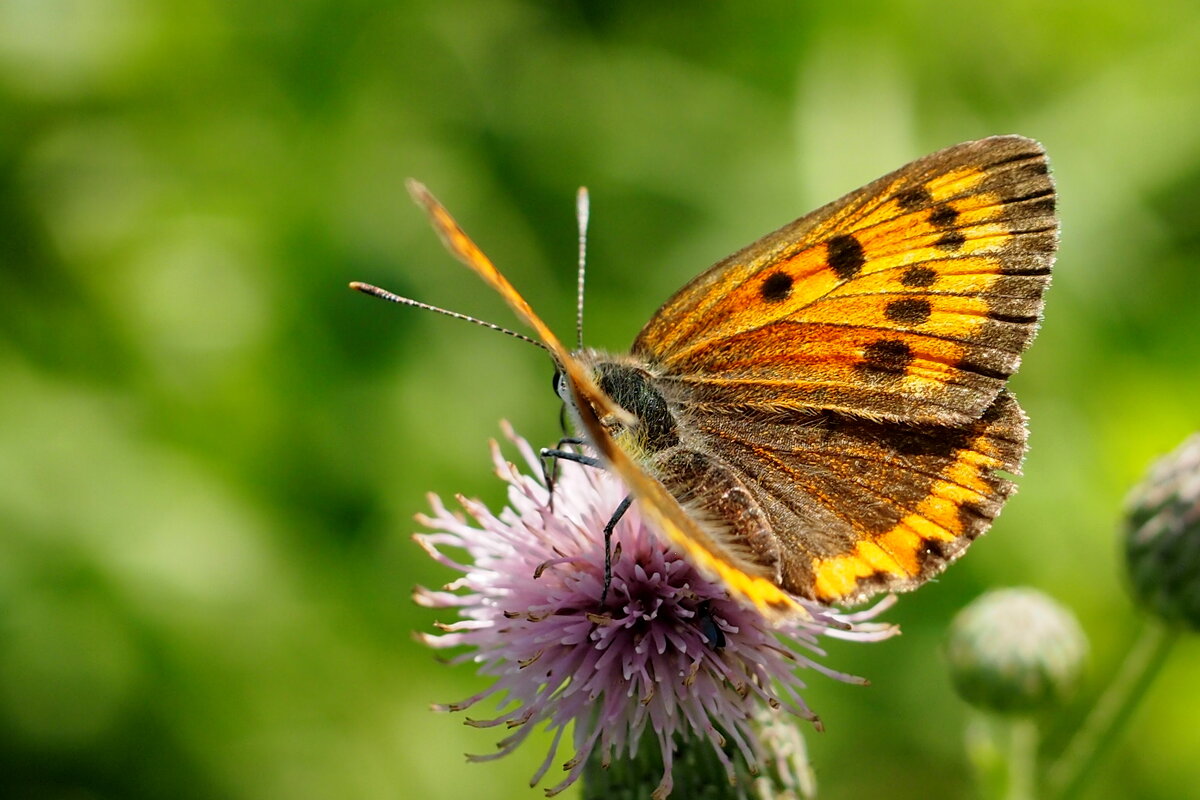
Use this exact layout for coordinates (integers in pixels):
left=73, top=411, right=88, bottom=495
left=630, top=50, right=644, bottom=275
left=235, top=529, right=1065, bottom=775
left=376, top=135, right=1058, bottom=617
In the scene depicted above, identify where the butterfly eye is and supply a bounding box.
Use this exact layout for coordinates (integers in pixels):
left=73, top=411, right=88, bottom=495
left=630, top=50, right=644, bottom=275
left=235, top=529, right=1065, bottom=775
left=550, top=368, right=564, bottom=398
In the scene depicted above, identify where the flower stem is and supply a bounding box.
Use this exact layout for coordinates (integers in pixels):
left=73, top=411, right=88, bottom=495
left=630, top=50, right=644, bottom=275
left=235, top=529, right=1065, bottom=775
left=1007, top=717, right=1038, bottom=800
left=964, top=713, right=1003, bottom=799
left=1046, top=621, right=1178, bottom=800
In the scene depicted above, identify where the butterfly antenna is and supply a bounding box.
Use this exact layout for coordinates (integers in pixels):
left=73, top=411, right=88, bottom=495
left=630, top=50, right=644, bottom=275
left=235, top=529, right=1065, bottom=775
left=575, top=187, right=590, bottom=351
left=349, top=281, right=550, bottom=352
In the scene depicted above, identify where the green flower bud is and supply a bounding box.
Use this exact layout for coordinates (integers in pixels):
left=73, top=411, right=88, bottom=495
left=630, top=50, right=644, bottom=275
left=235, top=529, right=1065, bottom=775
left=582, top=732, right=741, bottom=800
left=582, top=711, right=817, bottom=800
left=1125, top=433, right=1200, bottom=629
left=945, top=588, right=1088, bottom=715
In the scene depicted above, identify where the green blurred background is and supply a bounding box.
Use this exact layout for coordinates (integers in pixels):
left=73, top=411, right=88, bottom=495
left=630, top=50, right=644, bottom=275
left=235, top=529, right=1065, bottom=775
left=2, top=1, right=1199, bottom=798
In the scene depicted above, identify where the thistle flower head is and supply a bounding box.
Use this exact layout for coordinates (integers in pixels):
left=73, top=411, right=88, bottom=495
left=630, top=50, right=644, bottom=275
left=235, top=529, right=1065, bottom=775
left=1125, top=433, right=1200, bottom=630
left=945, top=587, right=1087, bottom=715
left=414, top=424, right=896, bottom=798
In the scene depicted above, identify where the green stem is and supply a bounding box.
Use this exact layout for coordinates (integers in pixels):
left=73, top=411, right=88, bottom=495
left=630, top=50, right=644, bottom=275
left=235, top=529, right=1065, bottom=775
left=964, top=713, right=1004, bottom=799
left=1046, top=621, right=1178, bottom=800
left=1007, top=717, right=1038, bottom=800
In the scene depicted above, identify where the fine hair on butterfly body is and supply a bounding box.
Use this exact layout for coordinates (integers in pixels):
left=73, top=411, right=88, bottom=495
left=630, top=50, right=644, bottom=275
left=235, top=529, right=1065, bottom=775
left=354, top=136, right=1058, bottom=619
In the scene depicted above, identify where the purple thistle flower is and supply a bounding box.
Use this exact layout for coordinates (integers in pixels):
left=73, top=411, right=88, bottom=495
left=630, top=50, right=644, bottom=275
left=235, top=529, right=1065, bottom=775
left=415, top=423, right=897, bottom=798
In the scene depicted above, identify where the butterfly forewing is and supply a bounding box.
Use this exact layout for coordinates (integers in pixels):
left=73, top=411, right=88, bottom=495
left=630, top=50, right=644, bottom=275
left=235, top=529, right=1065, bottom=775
left=633, top=136, right=1056, bottom=426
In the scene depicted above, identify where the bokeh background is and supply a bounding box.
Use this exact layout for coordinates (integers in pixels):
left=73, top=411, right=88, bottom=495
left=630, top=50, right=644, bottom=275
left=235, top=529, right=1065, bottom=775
left=3, top=1, right=1199, bottom=798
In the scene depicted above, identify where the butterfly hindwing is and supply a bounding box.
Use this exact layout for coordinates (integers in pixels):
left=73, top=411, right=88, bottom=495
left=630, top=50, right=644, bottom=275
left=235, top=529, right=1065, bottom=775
left=681, top=391, right=1028, bottom=604
left=633, top=136, right=1056, bottom=426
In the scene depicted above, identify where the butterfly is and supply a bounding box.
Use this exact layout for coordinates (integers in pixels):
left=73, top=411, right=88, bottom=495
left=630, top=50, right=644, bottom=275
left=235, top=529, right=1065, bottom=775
left=355, top=135, right=1057, bottom=619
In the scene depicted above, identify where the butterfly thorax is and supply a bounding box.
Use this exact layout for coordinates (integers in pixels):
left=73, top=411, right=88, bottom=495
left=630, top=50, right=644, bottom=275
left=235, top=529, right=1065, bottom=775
left=558, top=352, right=683, bottom=461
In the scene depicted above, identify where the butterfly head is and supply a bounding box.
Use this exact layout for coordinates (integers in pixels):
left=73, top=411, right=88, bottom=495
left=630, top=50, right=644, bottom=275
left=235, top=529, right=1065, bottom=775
left=553, top=352, right=680, bottom=462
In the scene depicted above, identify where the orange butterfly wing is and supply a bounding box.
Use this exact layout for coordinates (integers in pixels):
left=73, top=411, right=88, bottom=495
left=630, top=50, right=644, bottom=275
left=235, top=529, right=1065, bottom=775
left=628, top=136, right=1056, bottom=604
left=633, top=135, right=1056, bottom=426
left=399, top=134, right=1057, bottom=614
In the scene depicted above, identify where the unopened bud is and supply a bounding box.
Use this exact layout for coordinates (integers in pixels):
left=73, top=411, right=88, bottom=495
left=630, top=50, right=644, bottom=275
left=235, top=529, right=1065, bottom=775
left=1125, top=434, right=1200, bottom=629
left=945, top=588, right=1087, bottom=715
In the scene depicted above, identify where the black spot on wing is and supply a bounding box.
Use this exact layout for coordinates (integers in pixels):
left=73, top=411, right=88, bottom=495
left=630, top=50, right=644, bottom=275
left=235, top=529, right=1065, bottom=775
left=956, top=502, right=991, bottom=537
left=935, top=231, right=967, bottom=251
left=760, top=271, right=794, bottom=302
left=885, top=298, right=932, bottom=325
left=827, top=234, right=866, bottom=280
left=999, top=265, right=1052, bottom=277
left=916, top=537, right=952, bottom=570
left=895, top=186, right=932, bottom=210
left=900, top=266, right=938, bottom=287
left=929, top=205, right=959, bottom=227
left=857, top=339, right=913, bottom=381
left=956, top=359, right=1009, bottom=381
left=987, top=310, right=1040, bottom=325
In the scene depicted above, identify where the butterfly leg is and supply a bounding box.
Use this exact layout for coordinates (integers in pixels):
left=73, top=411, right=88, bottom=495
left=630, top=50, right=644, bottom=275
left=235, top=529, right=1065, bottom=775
left=540, top=441, right=593, bottom=511
left=538, top=445, right=630, bottom=605
left=599, top=494, right=633, bottom=605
